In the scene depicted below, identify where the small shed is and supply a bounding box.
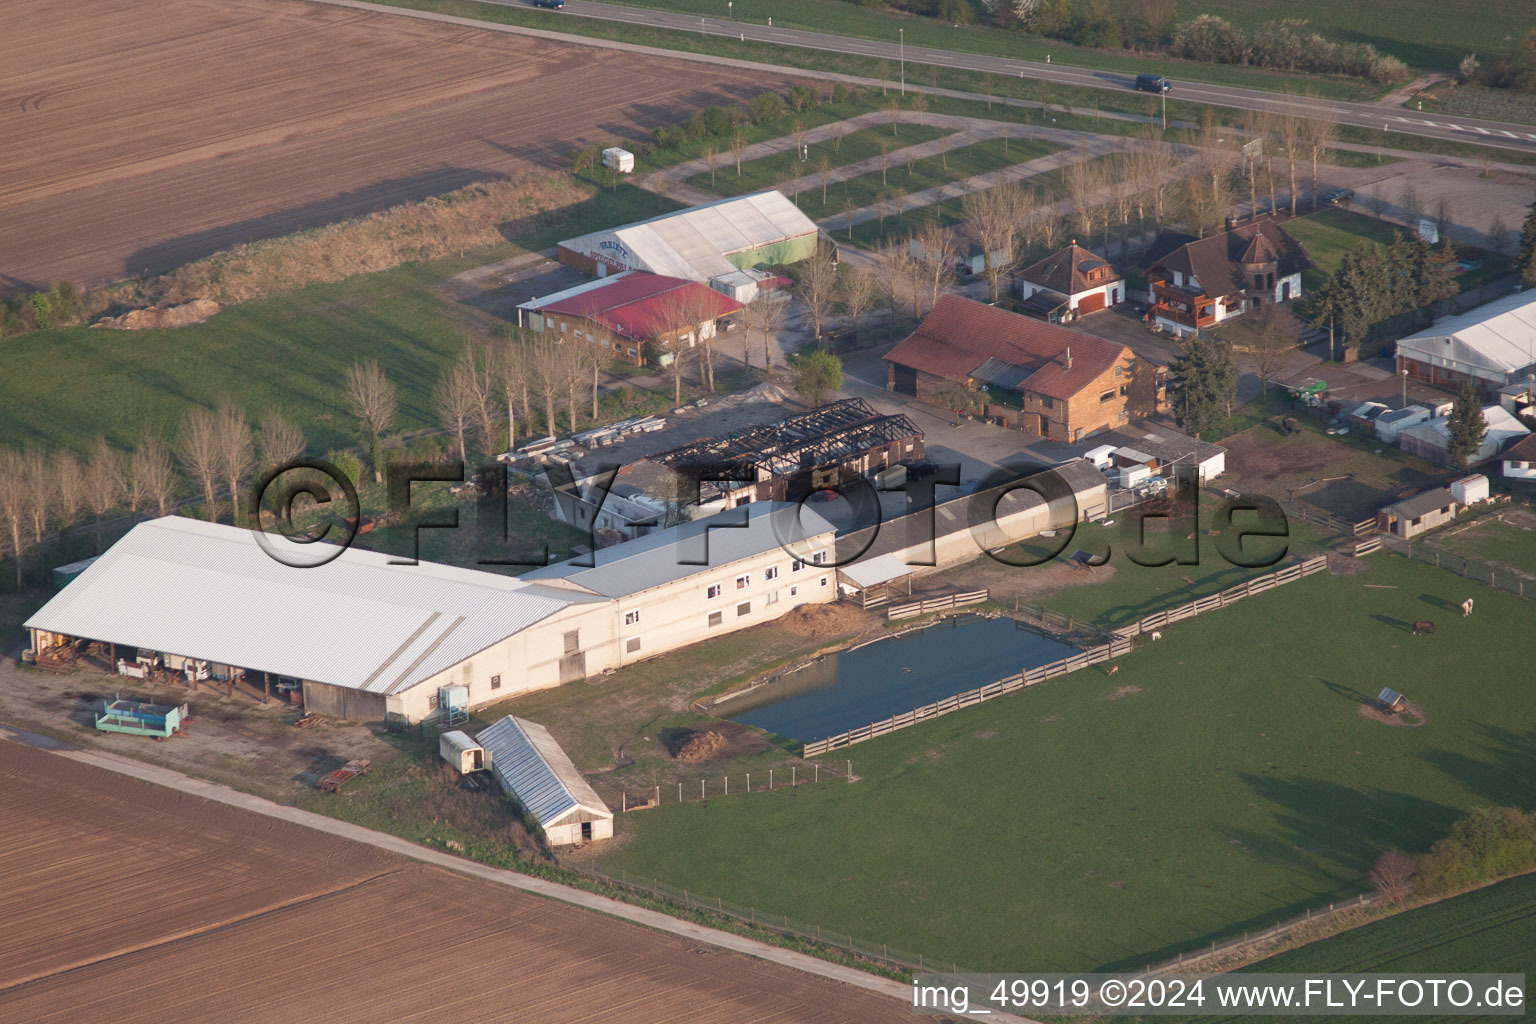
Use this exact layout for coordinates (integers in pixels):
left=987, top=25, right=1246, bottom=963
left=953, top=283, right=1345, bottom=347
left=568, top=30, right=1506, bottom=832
left=478, top=715, right=613, bottom=846
left=837, top=553, right=915, bottom=609
left=1376, top=687, right=1406, bottom=713
left=1377, top=487, right=1458, bottom=539
left=440, top=730, right=489, bottom=774
left=601, top=147, right=634, bottom=173
left=1449, top=474, right=1489, bottom=507
left=1373, top=405, right=1430, bottom=444
left=1351, top=402, right=1389, bottom=434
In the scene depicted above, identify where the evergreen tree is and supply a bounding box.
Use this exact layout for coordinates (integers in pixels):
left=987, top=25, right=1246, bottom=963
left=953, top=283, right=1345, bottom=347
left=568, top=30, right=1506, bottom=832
left=1517, top=198, right=1536, bottom=286
left=1446, top=381, right=1488, bottom=469
left=1167, top=334, right=1238, bottom=437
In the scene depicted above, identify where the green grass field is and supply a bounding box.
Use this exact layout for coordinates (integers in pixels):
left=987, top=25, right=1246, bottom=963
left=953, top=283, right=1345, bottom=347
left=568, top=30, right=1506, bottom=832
left=1424, top=514, right=1536, bottom=579
left=590, top=553, right=1536, bottom=972
left=1283, top=208, right=1511, bottom=294
left=0, top=181, right=678, bottom=455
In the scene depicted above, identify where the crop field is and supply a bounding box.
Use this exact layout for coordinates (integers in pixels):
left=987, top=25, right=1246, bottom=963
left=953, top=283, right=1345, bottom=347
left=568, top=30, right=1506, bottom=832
left=0, top=741, right=908, bottom=1023
left=592, top=552, right=1536, bottom=972
left=1, top=0, right=784, bottom=288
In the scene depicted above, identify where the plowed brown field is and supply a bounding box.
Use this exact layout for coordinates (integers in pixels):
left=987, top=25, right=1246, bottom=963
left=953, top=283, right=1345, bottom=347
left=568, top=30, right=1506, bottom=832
left=1, top=0, right=778, bottom=289
left=0, top=742, right=905, bottom=1022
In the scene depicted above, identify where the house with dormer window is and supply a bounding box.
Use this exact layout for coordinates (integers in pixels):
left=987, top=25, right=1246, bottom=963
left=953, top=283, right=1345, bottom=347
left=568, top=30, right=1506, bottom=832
left=1142, top=216, right=1311, bottom=337
left=1016, top=242, right=1124, bottom=323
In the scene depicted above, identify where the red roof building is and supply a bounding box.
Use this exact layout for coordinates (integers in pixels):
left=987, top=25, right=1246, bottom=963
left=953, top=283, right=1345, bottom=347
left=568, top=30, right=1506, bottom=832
left=885, top=295, right=1164, bottom=441
left=519, top=272, right=743, bottom=366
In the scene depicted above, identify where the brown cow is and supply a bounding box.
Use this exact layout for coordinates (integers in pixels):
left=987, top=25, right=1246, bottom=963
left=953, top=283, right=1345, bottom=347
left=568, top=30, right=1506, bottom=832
left=1412, top=620, right=1436, bottom=635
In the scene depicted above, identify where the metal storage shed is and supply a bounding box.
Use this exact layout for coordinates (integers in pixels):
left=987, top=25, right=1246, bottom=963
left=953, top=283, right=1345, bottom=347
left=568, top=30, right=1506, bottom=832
left=478, top=715, right=613, bottom=846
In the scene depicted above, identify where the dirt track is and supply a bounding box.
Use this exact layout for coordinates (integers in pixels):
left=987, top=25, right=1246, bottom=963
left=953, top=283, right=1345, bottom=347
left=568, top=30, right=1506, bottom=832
left=1, top=0, right=781, bottom=290
left=0, top=741, right=912, bottom=1023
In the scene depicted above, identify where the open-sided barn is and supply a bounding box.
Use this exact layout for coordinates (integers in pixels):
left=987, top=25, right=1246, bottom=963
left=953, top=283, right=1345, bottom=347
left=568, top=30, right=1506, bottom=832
left=478, top=715, right=612, bottom=846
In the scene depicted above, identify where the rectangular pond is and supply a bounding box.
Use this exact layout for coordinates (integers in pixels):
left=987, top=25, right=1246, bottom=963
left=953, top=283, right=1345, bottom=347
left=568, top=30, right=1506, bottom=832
left=721, top=614, right=1079, bottom=744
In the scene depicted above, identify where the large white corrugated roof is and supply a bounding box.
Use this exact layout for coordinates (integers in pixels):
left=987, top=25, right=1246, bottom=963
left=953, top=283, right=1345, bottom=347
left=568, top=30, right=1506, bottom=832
left=1397, top=290, right=1536, bottom=380
left=24, top=518, right=599, bottom=695
left=560, top=190, right=818, bottom=283
left=478, top=715, right=611, bottom=828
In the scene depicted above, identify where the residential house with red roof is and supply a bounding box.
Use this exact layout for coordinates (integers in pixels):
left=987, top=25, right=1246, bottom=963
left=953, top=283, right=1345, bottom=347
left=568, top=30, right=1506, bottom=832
left=884, top=295, right=1163, bottom=442
left=1016, top=241, right=1125, bottom=323
left=1142, top=216, right=1312, bottom=337
left=517, top=271, right=743, bottom=367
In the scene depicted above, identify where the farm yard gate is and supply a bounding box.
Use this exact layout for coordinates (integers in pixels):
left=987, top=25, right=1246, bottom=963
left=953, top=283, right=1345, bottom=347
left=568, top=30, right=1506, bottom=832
left=806, top=555, right=1330, bottom=756
left=1278, top=501, right=1377, bottom=538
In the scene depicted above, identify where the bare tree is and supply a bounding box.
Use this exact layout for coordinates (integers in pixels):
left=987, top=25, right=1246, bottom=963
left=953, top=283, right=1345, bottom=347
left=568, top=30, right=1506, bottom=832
left=559, top=340, right=589, bottom=431
left=344, top=358, right=397, bottom=483
left=0, top=449, right=27, bottom=588
left=493, top=331, right=532, bottom=447
left=85, top=437, right=124, bottom=551
left=214, top=403, right=254, bottom=525
left=844, top=196, right=859, bottom=240
left=1487, top=213, right=1513, bottom=256
left=912, top=221, right=958, bottom=317
left=730, top=130, right=749, bottom=176
left=838, top=267, right=880, bottom=336
left=818, top=155, right=834, bottom=205
left=1368, top=849, right=1416, bottom=903
left=1274, top=105, right=1305, bottom=216
left=1248, top=307, right=1297, bottom=393
left=582, top=338, right=607, bottom=422
left=703, top=145, right=721, bottom=187
left=22, top=450, right=52, bottom=547
left=791, top=119, right=807, bottom=159
left=464, top=342, right=499, bottom=453
left=830, top=122, right=846, bottom=153
left=795, top=245, right=841, bottom=343
left=744, top=291, right=786, bottom=372
left=878, top=144, right=892, bottom=188
left=1300, top=96, right=1339, bottom=212
left=874, top=244, right=918, bottom=318
left=179, top=406, right=222, bottom=520
left=434, top=350, right=482, bottom=463
left=964, top=184, right=1027, bottom=301
left=53, top=452, right=86, bottom=539
left=530, top=336, right=566, bottom=434
left=258, top=408, right=306, bottom=477
left=1066, top=157, right=1105, bottom=244
left=658, top=287, right=725, bottom=392
left=886, top=96, right=902, bottom=136
left=938, top=132, right=950, bottom=172
left=132, top=433, right=178, bottom=517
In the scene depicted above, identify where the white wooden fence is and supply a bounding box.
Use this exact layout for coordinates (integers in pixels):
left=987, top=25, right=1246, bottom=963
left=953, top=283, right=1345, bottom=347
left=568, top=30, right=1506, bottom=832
left=1110, top=554, right=1329, bottom=639
left=885, top=589, right=989, bottom=620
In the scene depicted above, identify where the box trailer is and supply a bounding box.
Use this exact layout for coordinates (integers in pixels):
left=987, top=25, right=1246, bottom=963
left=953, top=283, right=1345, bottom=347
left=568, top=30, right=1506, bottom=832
left=601, top=148, right=634, bottom=173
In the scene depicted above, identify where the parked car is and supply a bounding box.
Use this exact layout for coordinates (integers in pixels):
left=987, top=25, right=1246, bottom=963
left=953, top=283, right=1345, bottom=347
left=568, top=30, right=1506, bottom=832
left=718, top=317, right=738, bottom=332
left=530, top=0, right=564, bottom=8
left=1320, top=187, right=1354, bottom=205
left=1135, top=74, right=1172, bottom=93
left=899, top=458, right=938, bottom=481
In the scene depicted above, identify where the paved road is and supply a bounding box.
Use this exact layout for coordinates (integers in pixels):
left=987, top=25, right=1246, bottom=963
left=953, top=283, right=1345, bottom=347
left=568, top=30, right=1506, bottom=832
left=0, top=721, right=1034, bottom=1024
left=501, top=0, right=1536, bottom=152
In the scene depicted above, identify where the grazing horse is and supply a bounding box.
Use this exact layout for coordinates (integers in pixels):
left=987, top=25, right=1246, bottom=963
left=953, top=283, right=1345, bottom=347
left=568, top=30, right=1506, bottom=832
left=1412, top=620, right=1437, bottom=636
left=1462, top=598, right=1474, bottom=617
left=1150, top=630, right=1163, bottom=641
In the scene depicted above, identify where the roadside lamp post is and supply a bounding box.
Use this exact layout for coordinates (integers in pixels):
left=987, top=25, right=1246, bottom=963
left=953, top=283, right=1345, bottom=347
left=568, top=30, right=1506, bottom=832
left=899, top=29, right=905, bottom=95
left=727, top=1, right=732, bottom=18
left=1161, top=84, right=1168, bottom=130
left=1401, top=368, right=1409, bottom=408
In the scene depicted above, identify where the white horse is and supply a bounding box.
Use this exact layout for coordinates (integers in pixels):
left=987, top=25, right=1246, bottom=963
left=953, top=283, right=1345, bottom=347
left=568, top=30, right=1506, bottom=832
left=1462, top=598, right=1474, bottom=618
left=1150, top=630, right=1163, bottom=641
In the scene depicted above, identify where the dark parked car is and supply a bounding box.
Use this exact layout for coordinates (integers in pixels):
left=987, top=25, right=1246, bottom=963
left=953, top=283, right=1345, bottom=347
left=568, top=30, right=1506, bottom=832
left=1320, top=187, right=1355, bottom=205
left=530, top=0, right=564, bottom=8
left=1135, top=74, right=1172, bottom=93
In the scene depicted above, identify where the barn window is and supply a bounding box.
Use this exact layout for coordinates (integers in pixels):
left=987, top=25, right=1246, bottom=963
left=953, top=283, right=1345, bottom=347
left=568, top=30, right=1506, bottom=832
left=707, top=583, right=723, bottom=598
left=792, top=560, right=804, bottom=572
left=820, top=576, right=829, bottom=587
left=1099, top=390, right=1115, bottom=403
left=624, top=610, right=640, bottom=625
left=708, top=611, right=723, bottom=627
left=490, top=674, right=502, bottom=690
left=626, top=637, right=641, bottom=653
left=736, top=574, right=750, bottom=589
left=790, top=586, right=798, bottom=597
left=764, top=566, right=778, bottom=581
left=563, top=630, right=580, bottom=654
left=737, top=601, right=751, bottom=616
left=766, top=590, right=779, bottom=605
left=812, top=551, right=827, bottom=565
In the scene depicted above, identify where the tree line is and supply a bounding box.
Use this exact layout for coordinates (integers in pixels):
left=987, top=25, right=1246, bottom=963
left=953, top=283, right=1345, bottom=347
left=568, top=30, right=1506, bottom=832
left=1311, top=233, right=1460, bottom=354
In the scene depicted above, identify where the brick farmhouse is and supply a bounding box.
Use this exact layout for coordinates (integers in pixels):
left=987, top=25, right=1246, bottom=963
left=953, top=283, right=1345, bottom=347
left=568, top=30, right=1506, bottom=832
left=884, top=295, right=1162, bottom=442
